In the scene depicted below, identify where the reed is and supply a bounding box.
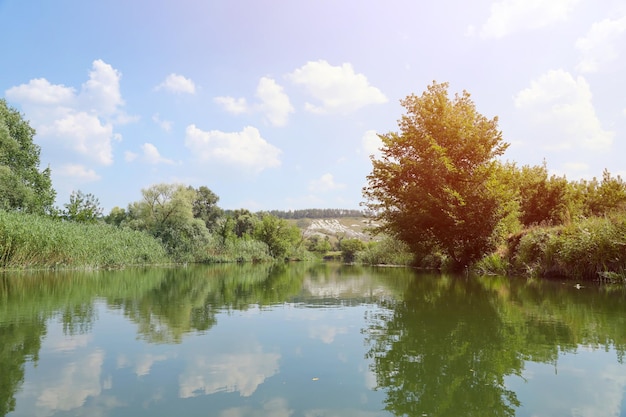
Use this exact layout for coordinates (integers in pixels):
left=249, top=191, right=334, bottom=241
left=0, top=211, right=169, bottom=269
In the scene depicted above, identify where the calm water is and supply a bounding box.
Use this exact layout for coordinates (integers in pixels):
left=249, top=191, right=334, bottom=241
left=1, top=263, right=625, bottom=417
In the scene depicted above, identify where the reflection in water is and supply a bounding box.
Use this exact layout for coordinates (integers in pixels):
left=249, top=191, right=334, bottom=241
left=179, top=343, right=280, bottom=398
left=0, top=264, right=625, bottom=417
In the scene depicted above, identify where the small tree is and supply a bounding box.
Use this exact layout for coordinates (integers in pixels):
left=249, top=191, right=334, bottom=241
left=340, top=238, right=365, bottom=262
left=63, top=190, right=103, bottom=223
left=363, top=82, right=510, bottom=270
left=254, top=214, right=301, bottom=259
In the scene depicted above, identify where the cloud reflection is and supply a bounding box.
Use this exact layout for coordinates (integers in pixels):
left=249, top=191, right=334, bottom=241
left=179, top=343, right=280, bottom=398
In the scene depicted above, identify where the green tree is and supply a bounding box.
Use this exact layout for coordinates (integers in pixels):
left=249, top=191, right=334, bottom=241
left=580, top=169, right=626, bottom=217
left=363, top=82, right=509, bottom=270
left=104, top=206, right=128, bottom=226
left=254, top=213, right=301, bottom=259
left=0, top=99, right=55, bottom=214
left=339, top=238, right=365, bottom=262
left=62, top=190, right=103, bottom=223
left=191, top=186, right=223, bottom=231
left=127, top=183, right=210, bottom=261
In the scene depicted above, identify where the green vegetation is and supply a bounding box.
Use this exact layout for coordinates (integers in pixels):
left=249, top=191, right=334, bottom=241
left=0, top=99, right=55, bottom=214
left=363, top=82, right=510, bottom=271
left=0, top=210, right=168, bottom=269
left=2, top=87, right=625, bottom=278
left=363, top=82, right=626, bottom=279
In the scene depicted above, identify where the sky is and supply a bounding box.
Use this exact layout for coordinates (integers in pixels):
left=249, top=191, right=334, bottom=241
left=1, top=0, right=625, bottom=213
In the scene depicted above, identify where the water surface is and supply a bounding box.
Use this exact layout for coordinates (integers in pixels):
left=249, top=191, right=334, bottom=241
left=1, top=263, right=625, bottom=416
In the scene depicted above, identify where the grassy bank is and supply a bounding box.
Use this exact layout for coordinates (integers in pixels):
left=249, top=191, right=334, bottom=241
left=476, top=213, right=626, bottom=281
left=0, top=210, right=170, bottom=269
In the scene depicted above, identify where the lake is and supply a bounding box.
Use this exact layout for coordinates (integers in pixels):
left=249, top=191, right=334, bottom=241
left=1, top=262, right=625, bottom=417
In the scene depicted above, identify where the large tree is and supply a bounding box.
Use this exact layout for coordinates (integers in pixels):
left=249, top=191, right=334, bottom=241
left=363, top=82, right=509, bottom=269
left=0, top=99, right=55, bottom=214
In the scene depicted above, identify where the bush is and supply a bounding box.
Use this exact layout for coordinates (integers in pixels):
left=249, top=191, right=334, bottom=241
left=356, top=236, right=414, bottom=266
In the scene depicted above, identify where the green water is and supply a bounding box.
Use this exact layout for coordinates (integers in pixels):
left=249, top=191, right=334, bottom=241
left=1, top=263, right=625, bottom=417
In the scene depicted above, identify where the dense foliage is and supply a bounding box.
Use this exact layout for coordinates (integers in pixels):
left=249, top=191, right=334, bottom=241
left=0, top=99, right=55, bottom=214
left=363, top=82, right=510, bottom=270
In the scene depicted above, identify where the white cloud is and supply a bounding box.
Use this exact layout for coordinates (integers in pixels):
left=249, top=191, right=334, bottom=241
left=80, top=59, right=124, bottom=115
left=40, top=111, right=115, bottom=165
left=308, top=173, right=346, bottom=193
left=5, top=78, right=75, bottom=105
left=5, top=59, right=131, bottom=167
left=215, top=96, right=249, bottom=114
left=361, top=130, right=383, bottom=159
left=215, top=77, right=293, bottom=126
left=185, top=125, right=281, bottom=173
left=576, top=15, right=626, bottom=73
left=514, top=69, right=614, bottom=151
left=155, top=73, right=196, bottom=94
left=477, top=0, right=580, bottom=39
left=255, top=77, right=294, bottom=126
left=140, top=142, right=175, bottom=165
left=152, top=113, right=172, bottom=132
left=288, top=60, right=387, bottom=114
left=56, top=164, right=102, bottom=182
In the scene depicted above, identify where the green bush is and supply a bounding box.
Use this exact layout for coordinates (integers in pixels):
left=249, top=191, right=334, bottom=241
left=356, top=236, right=414, bottom=266
left=506, top=213, right=626, bottom=280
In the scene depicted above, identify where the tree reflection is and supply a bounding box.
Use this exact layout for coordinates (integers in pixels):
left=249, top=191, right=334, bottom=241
left=0, top=319, right=46, bottom=416
left=364, top=274, right=524, bottom=417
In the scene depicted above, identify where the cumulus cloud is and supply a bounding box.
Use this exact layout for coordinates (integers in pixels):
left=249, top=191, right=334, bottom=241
left=288, top=60, right=387, bottom=113
left=576, top=15, right=626, bottom=73
left=308, top=173, right=346, bottom=193
left=40, top=111, right=115, bottom=165
left=214, top=96, right=249, bottom=114
left=5, top=59, right=131, bottom=167
left=215, top=77, right=293, bottom=126
left=514, top=69, right=614, bottom=151
left=476, top=0, right=580, bottom=39
left=155, top=73, right=196, bottom=94
left=5, top=78, right=75, bottom=105
left=185, top=125, right=281, bottom=173
left=80, top=59, right=125, bottom=114
left=140, top=143, right=175, bottom=165
left=56, top=164, right=102, bottom=182
left=255, top=77, right=294, bottom=126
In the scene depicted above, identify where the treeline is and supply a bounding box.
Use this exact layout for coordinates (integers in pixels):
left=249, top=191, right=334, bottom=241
left=264, top=208, right=364, bottom=219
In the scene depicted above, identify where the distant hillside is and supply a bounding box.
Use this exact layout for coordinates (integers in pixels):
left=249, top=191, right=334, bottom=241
left=289, top=216, right=379, bottom=242
left=266, top=208, right=364, bottom=219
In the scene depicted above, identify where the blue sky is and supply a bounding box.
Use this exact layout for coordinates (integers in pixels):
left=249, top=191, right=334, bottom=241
left=1, top=0, right=625, bottom=213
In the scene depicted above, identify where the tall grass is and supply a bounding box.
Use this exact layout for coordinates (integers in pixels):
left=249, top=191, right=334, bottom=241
left=507, top=213, right=626, bottom=280
left=0, top=210, right=169, bottom=269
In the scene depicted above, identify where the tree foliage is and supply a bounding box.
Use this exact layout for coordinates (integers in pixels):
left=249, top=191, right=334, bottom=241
left=191, top=186, right=223, bottom=231
left=126, top=183, right=210, bottom=261
left=363, top=82, right=510, bottom=269
left=63, top=190, right=103, bottom=223
left=0, top=99, right=55, bottom=214
left=253, top=213, right=301, bottom=259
